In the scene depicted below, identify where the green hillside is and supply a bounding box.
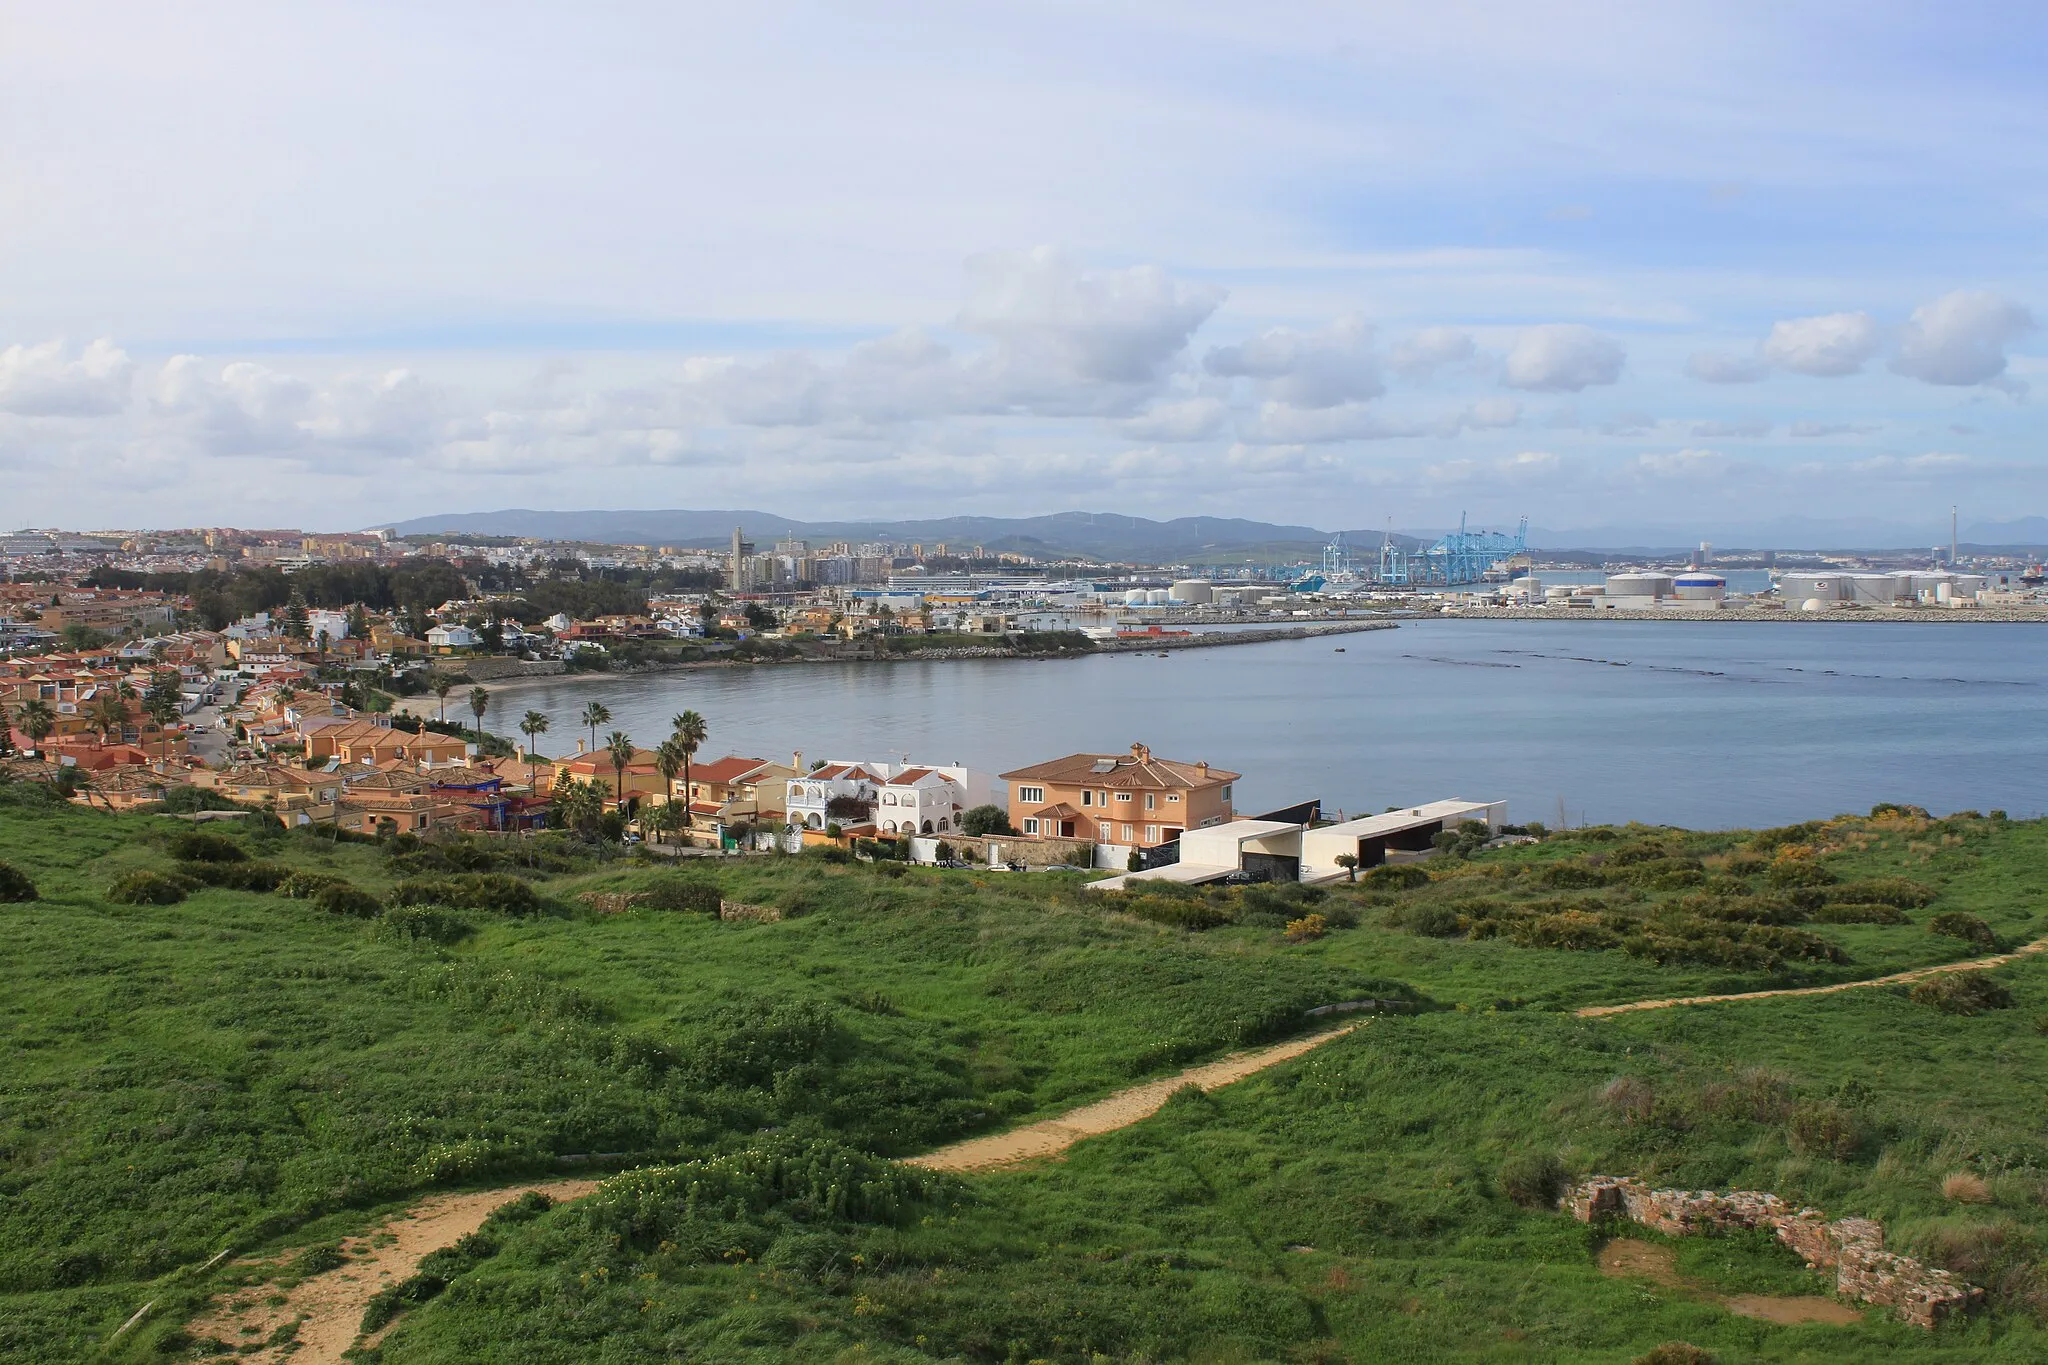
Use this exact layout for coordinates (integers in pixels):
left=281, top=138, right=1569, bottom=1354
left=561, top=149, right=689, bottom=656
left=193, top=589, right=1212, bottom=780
left=3, top=780, right=2045, bottom=1361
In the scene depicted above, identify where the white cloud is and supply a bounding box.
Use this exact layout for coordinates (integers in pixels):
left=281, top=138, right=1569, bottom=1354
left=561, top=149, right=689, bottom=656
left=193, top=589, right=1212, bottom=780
left=1237, top=400, right=1416, bottom=444
left=1499, top=449, right=1562, bottom=480
left=1685, top=351, right=1768, bottom=384
left=1761, top=311, right=1879, bottom=376
left=1115, top=395, right=1229, bottom=442
left=1203, top=314, right=1382, bottom=408
left=0, top=338, right=135, bottom=415
left=1503, top=325, right=1624, bottom=392
left=1890, top=290, right=2033, bottom=387
left=1635, top=448, right=1728, bottom=478
left=1691, top=417, right=1770, bottom=438
left=962, top=246, right=1225, bottom=387
left=1390, top=326, right=1476, bottom=378
left=151, top=356, right=318, bottom=455
left=1461, top=396, right=1522, bottom=429
left=1788, top=420, right=1878, bottom=437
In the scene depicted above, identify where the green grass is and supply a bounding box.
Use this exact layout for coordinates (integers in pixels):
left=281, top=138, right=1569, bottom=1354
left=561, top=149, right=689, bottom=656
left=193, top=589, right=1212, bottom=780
left=7, top=788, right=2048, bottom=1362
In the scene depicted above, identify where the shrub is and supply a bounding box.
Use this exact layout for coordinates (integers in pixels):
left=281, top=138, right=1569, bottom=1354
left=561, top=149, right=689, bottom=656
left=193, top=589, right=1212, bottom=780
left=1811, top=901, right=1907, bottom=925
left=1362, top=863, right=1432, bottom=890
left=1510, top=910, right=1618, bottom=952
left=1536, top=861, right=1606, bottom=889
left=1125, top=897, right=1232, bottom=931
left=640, top=877, right=723, bottom=914
left=390, top=873, right=543, bottom=915
left=0, top=860, right=36, bottom=902
left=312, top=883, right=382, bottom=918
left=1787, top=1100, right=1866, bottom=1160
left=166, top=830, right=247, bottom=863
left=959, top=804, right=1014, bottom=836
left=1830, top=876, right=1936, bottom=909
left=1683, top=893, right=1805, bottom=925
left=1633, top=1347, right=1716, bottom=1365
left=1929, top=912, right=1996, bottom=950
left=1943, top=1172, right=1993, bottom=1204
left=106, top=869, right=197, bottom=905
left=1284, top=913, right=1329, bottom=943
left=1764, top=859, right=1836, bottom=888
left=1599, top=1076, right=1657, bottom=1124
left=176, top=859, right=291, bottom=892
left=1910, top=970, right=2014, bottom=1015
left=375, top=905, right=476, bottom=945
left=1385, top=902, right=1464, bottom=938
left=1498, top=1151, right=1568, bottom=1209
left=277, top=871, right=350, bottom=899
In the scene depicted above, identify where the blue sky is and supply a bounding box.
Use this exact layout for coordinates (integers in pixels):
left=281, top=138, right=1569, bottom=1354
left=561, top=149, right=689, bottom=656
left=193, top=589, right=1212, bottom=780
left=1, top=0, right=2043, bottom=538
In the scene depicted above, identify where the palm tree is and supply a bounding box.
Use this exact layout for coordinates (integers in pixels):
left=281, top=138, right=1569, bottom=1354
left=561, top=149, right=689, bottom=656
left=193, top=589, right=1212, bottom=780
left=87, top=691, right=129, bottom=747
left=146, top=687, right=181, bottom=764
left=15, top=699, right=55, bottom=753
left=430, top=670, right=454, bottom=722
left=669, top=710, right=707, bottom=824
left=519, top=710, right=550, bottom=790
left=580, top=701, right=611, bottom=754
left=604, top=730, right=636, bottom=814
left=468, top=686, right=491, bottom=738
left=653, top=738, right=686, bottom=836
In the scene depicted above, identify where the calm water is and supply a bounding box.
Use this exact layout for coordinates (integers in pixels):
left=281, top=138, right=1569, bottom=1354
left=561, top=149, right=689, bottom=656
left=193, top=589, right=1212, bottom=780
left=495, top=620, right=2048, bottom=830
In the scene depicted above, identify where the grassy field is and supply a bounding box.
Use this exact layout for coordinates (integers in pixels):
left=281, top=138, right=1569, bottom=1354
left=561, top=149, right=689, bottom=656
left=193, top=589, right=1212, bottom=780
left=3, top=784, right=2045, bottom=1362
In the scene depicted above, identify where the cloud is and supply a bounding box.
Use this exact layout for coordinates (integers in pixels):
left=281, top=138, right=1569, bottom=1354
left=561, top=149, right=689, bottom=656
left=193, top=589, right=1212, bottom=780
left=1600, top=411, right=1657, bottom=436
left=1685, top=351, right=1768, bottom=384
left=1389, top=326, right=1476, bottom=378
left=1691, top=417, right=1770, bottom=438
left=1115, top=395, right=1229, bottom=442
left=0, top=338, right=135, bottom=415
left=1635, top=447, right=1728, bottom=478
left=151, top=356, right=317, bottom=455
left=1502, top=324, right=1623, bottom=392
left=962, top=245, right=1225, bottom=387
left=1788, top=420, right=1877, bottom=437
left=1890, top=289, right=2033, bottom=387
left=1461, top=396, right=1522, bottom=429
left=1761, top=311, right=1879, bottom=376
left=1203, top=314, right=1382, bottom=408
left=1237, top=400, right=1417, bottom=444
left=1425, top=449, right=1561, bottom=486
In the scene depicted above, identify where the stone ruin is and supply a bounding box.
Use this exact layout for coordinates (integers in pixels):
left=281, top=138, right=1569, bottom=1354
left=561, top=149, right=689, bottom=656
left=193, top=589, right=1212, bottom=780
left=1564, top=1176, right=1981, bottom=1328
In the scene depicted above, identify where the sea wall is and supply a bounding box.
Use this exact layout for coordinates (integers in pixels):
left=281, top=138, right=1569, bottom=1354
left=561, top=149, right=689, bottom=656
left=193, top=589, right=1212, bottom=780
left=1564, top=1176, right=1979, bottom=1327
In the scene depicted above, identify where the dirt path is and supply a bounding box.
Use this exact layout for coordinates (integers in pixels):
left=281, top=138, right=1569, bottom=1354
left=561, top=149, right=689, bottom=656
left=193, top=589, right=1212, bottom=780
left=185, top=1178, right=600, bottom=1365
left=1597, top=1238, right=1861, bottom=1326
left=907, top=1024, right=1362, bottom=1172
left=1576, top=937, right=2048, bottom=1018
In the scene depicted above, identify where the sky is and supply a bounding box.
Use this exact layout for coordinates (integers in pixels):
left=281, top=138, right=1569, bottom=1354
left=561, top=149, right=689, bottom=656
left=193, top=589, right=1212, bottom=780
left=2, top=1, right=2045, bottom=539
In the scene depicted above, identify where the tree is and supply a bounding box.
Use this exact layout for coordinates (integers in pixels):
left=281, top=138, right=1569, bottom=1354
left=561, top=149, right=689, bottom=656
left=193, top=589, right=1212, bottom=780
left=284, top=593, right=310, bottom=639
left=581, top=700, right=611, bottom=754
left=550, top=776, right=606, bottom=842
left=642, top=799, right=683, bottom=846
left=145, top=670, right=182, bottom=762
left=669, top=710, right=707, bottom=820
left=519, top=709, right=550, bottom=790
left=15, top=699, right=54, bottom=752
left=654, top=738, right=687, bottom=833
left=430, top=671, right=454, bottom=722
left=347, top=603, right=370, bottom=639
left=605, top=730, right=636, bottom=814
left=917, top=602, right=934, bottom=633
left=1334, top=853, right=1359, bottom=882
left=468, top=685, right=490, bottom=737
left=86, top=691, right=129, bottom=747
left=959, top=804, right=1014, bottom=837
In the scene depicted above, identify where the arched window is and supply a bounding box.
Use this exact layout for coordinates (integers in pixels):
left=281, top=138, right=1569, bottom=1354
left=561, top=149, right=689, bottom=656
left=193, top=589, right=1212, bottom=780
left=936, top=817, right=949, bottom=831
left=921, top=819, right=934, bottom=834
left=806, top=812, right=823, bottom=829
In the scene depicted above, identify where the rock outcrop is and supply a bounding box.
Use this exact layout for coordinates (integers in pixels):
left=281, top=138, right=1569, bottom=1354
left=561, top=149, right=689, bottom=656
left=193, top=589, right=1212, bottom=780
left=1564, top=1176, right=1980, bottom=1328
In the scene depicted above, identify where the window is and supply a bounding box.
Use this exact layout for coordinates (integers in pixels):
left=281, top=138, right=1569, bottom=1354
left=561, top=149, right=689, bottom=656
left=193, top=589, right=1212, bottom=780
left=1023, top=817, right=1040, bottom=835
left=1098, top=790, right=1109, bottom=806
left=1081, top=790, right=1093, bottom=806
left=1122, top=824, right=1133, bottom=840
left=1145, top=793, right=1156, bottom=810
left=1145, top=824, right=1159, bottom=842
left=1166, top=792, right=1180, bottom=803
left=1220, top=784, right=1233, bottom=802
left=1100, top=820, right=1115, bottom=840
left=1018, top=785, right=1044, bottom=805
left=1115, top=791, right=1132, bottom=802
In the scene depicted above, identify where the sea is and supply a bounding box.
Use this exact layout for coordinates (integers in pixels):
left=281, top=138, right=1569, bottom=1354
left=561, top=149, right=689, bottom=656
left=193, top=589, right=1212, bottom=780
left=485, top=619, right=2048, bottom=831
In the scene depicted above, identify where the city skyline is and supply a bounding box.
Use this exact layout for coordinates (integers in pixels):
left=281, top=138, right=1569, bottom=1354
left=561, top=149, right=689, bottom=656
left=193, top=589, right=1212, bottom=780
left=3, top=3, right=2044, bottom=531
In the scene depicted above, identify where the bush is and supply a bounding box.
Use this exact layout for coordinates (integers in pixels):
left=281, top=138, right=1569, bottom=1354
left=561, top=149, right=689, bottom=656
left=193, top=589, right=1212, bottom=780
left=1929, top=912, right=1996, bottom=949
left=1123, top=896, right=1233, bottom=931
left=1385, top=902, right=1465, bottom=938
left=640, top=876, right=723, bottom=914
left=1786, top=1100, right=1866, bottom=1160
left=375, top=905, right=477, bottom=945
left=389, top=873, right=544, bottom=915
left=1536, top=861, right=1606, bottom=889
left=277, top=870, right=350, bottom=899
left=1764, top=859, right=1836, bottom=888
left=1830, top=876, right=1936, bottom=909
left=1284, top=913, right=1329, bottom=943
left=106, top=869, right=197, bottom=905
left=1509, top=910, right=1619, bottom=952
left=0, top=861, right=36, bottom=902
left=1811, top=901, right=1908, bottom=925
left=1943, top=1171, right=1993, bottom=1204
left=1498, top=1151, right=1568, bottom=1209
left=1633, top=1347, right=1716, bottom=1365
left=312, top=883, right=382, bottom=918
left=1362, top=863, right=1432, bottom=890
left=176, top=859, right=291, bottom=892
left=1910, top=970, right=2014, bottom=1015
left=166, top=830, right=247, bottom=863
left=959, top=804, right=1014, bottom=836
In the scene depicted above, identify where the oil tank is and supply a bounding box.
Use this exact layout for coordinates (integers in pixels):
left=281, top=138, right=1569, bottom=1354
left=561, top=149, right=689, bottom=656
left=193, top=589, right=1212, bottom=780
left=1776, top=572, right=1842, bottom=602
left=1146, top=588, right=1172, bottom=605
left=1123, top=589, right=1149, bottom=606
left=1171, top=579, right=1215, bottom=604
left=1604, top=572, right=1674, bottom=598
left=1671, top=572, right=1727, bottom=601
left=1843, top=574, right=1905, bottom=605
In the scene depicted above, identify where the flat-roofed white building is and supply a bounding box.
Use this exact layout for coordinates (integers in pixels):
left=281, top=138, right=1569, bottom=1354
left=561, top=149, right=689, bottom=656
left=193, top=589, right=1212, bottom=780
left=1299, top=799, right=1506, bottom=881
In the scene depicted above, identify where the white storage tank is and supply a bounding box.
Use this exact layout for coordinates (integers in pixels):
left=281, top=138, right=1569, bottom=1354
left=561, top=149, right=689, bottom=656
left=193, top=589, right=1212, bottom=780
left=1776, top=572, right=1842, bottom=602
left=1123, top=588, right=1150, bottom=606
left=1843, top=573, right=1905, bottom=605
left=1671, top=572, right=1727, bottom=601
left=1952, top=574, right=1989, bottom=597
left=1146, top=588, right=1172, bottom=605
left=1605, top=572, right=1675, bottom=598
left=1170, top=579, right=1215, bottom=605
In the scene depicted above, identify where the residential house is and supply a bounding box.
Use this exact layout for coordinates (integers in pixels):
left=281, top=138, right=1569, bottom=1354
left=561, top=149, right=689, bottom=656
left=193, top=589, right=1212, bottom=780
left=189, top=762, right=342, bottom=824
left=1000, top=742, right=1239, bottom=848
left=676, top=754, right=797, bottom=831
left=302, top=718, right=468, bottom=768
left=785, top=759, right=1000, bottom=837
left=553, top=744, right=669, bottom=811
left=425, top=623, right=477, bottom=653
left=785, top=762, right=884, bottom=833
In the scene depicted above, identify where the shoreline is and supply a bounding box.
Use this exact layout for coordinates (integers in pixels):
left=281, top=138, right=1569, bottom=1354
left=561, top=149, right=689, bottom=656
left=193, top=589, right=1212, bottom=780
left=391, top=619, right=1400, bottom=712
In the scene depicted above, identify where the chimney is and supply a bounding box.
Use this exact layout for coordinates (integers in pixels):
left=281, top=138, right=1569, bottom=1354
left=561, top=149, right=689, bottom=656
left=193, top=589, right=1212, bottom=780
left=576, top=738, right=586, bottom=754
left=1196, top=760, right=1209, bottom=778
left=792, top=749, right=803, bottom=771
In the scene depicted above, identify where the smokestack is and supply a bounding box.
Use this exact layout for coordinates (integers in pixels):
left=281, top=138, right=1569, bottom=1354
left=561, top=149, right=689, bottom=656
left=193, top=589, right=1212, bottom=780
left=1951, top=505, right=1958, bottom=566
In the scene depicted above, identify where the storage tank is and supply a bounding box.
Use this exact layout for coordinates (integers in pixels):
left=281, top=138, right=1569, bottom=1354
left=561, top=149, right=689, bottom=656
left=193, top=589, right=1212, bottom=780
left=1671, top=572, right=1727, bottom=601
left=1146, top=588, right=1172, bottom=605
left=1843, top=573, right=1905, bottom=605
left=1213, top=588, right=1242, bottom=607
left=1952, top=574, right=1989, bottom=597
left=1170, top=579, right=1215, bottom=605
left=1605, top=572, right=1674, bottom=598
left=1123, top=588, right=1149, bottom=606
left=1776, top=572, right=1842, bottom=602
